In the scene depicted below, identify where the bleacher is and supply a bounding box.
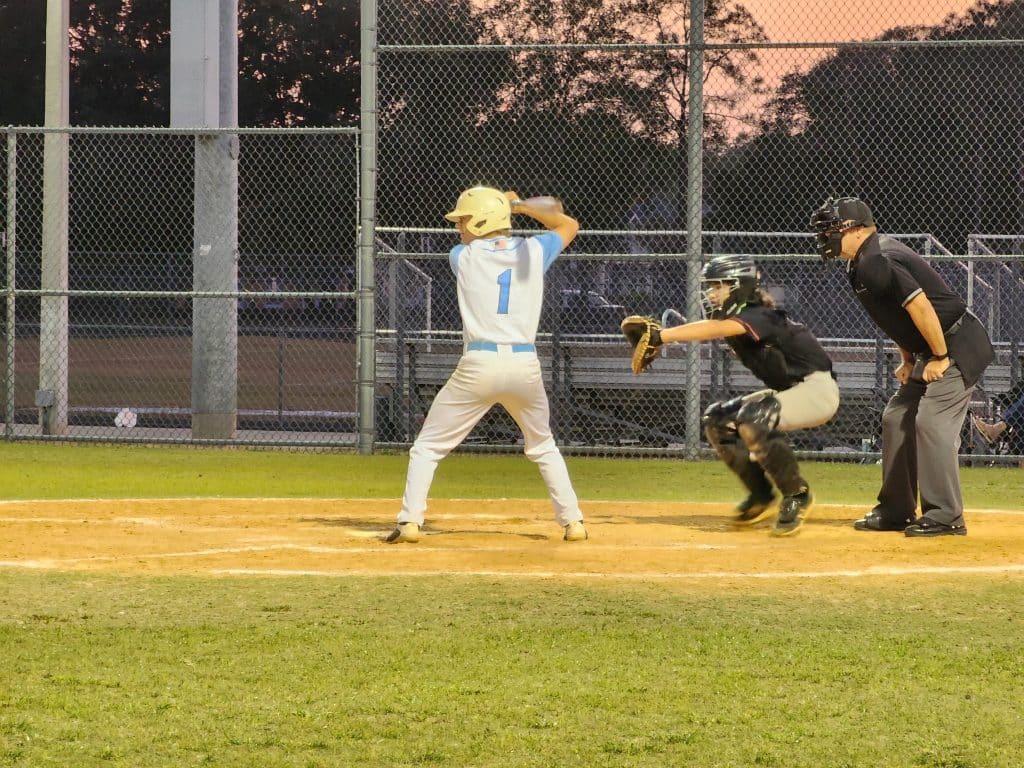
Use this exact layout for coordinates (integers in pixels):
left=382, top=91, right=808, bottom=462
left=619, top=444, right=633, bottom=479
left=376, top=336, right=1019, bottom=451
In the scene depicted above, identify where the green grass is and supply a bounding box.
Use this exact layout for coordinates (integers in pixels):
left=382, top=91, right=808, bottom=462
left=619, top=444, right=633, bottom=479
left=1, top=442, right=1023, bottom=767
left=2, top=573, right=1023, bottom=768
left=1, top=442, right=1021, bottom=507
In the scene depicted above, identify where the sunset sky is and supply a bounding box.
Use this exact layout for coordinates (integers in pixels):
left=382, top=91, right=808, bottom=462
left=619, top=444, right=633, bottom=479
left=734, top=0, right=983, bottom=95
left=745, top=0, right=979, bottom=45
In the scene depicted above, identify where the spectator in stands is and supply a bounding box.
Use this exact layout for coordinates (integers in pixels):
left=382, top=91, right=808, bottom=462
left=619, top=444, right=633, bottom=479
left=973, top=379, right=1024, bottom=457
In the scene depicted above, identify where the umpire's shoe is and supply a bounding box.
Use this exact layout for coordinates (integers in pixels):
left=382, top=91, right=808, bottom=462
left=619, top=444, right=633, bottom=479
left=904, top=517, right=967, bottom=537
left=385, top=521, right=420, bottom=544
left=563, top=520, right=589, bottom=541
left=769, top=490, right=813, bottom=537
left=733, top=492, right=778, bottom=526
left=853, top=509, right=915, bottom=532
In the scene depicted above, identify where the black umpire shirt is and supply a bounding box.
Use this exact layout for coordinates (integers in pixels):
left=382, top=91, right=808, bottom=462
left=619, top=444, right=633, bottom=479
left=848, top=233, right=994, bottom=386
left=847, top=233, right=965, bottom=354
left=722, top=303, right=833, bottom=391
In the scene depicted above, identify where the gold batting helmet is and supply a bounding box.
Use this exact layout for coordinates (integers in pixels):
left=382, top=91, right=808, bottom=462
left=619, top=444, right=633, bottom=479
left=445, top=186, right=512, bottom=236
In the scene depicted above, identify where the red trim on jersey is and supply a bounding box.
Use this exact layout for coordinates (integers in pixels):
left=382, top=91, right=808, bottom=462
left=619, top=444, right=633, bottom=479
left=734, top=317, right=760, bottom=341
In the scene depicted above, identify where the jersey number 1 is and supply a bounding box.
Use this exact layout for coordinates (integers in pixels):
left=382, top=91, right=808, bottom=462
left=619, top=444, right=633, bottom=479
left=496, top=269, right=511, bottom=314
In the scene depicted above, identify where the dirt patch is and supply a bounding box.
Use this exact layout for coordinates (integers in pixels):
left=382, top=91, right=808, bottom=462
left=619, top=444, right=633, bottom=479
left=1, top=499, right=1022, bottom=582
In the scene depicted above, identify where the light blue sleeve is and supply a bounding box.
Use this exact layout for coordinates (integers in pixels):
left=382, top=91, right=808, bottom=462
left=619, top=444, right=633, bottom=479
left=534, top=232, right=565, bottom=273
left=449, top=244, right=465, bottom=274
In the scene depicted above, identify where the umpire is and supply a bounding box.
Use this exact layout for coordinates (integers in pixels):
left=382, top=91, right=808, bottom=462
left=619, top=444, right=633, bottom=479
left=810, top=197, right=994, bottom=537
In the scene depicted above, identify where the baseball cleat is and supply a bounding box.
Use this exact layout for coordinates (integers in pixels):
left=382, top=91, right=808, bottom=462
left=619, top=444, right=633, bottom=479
left=770, top=490, right=812, bottom=537
left=385, top=522, right=420, bottom=543
left=563, top=520, right=588, bottom=541
left=904, top=517, right=967, bottom=537
left=732, top=492, right=778, bottom=526
left=853, top=510, right=915, bottom=532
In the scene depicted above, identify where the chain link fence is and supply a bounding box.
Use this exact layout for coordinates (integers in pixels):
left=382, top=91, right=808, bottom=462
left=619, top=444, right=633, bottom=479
left=3, top=127, right=359, bottom=446
left=2, top=1, right=1022, bottom=460
left=370, top=0, right=1024, bottom=462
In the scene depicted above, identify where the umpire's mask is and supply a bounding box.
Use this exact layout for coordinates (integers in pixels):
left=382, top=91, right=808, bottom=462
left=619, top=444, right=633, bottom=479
left=810, top=197, right=874, bottom=262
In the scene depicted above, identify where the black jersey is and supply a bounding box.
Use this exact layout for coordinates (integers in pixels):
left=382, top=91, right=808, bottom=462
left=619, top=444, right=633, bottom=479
left=848, top=233, right=993, bottom=385
left=720, top=303, right=834, bottom=391
left=847, top=234, right=966, bottom=354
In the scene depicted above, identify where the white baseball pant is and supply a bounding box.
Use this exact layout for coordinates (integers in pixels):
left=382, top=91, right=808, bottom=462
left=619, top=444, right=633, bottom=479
left=398, top=346, right=583, bottom=527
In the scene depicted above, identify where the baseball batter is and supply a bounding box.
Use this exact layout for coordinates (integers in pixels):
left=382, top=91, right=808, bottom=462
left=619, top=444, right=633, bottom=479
left=386, top=186, right=587, bottom=543
left=622, top=255, right=840, bottom=536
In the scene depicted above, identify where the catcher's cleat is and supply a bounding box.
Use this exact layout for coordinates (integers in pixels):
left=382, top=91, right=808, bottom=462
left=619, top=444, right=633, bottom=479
left=385, top=521, right=420, bottom=544
left=563, top=520, right=588, bottom=541
left=732, top=493, right=778, bottom=526
left=770, top=490, right=813, bottom=537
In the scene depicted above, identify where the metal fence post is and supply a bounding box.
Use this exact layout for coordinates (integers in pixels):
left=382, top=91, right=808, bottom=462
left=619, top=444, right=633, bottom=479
left=4, top=129, right=15, bottom=438
left=357, top=0, right=379, bottom=455
left=684, top=0, right=706, bottom=460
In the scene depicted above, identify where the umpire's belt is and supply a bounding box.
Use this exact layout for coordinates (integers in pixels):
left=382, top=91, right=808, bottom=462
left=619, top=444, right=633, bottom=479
left=466, top=341, right=536, bottom=353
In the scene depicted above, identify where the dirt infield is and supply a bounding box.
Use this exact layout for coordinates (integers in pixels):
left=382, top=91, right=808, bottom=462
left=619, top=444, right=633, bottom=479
left=2, top=498, right=1023, bottom=581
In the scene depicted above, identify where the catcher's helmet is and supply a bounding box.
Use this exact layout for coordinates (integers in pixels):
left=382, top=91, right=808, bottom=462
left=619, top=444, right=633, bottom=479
left=809, top=197, right=875, bottom=262
left=445, top=186, right=512, bottom=237
left=700, top=254, right=760, bottom=317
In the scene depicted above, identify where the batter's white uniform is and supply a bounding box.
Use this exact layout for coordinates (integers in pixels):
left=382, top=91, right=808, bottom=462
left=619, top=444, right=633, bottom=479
left=398, top=231, right=583, bottom=527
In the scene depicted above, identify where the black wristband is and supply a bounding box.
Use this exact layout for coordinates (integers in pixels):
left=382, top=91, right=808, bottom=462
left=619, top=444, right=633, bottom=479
left=929, top=353, right=949, bottom=361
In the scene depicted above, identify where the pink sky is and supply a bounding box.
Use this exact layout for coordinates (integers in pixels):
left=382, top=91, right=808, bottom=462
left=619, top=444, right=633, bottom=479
left=734, top=0, right=981, bottom=104
left=745, top=0, right=978, bottom=46
left=692, top=0, right=983, bottom=134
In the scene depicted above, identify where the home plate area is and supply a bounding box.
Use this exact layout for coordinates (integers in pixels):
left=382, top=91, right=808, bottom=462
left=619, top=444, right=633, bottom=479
left=1, top=498, right=1022, bottom=580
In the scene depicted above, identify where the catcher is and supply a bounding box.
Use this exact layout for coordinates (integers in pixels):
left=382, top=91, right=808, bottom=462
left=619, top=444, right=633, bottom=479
left=621, top=255, right=840, bottom=536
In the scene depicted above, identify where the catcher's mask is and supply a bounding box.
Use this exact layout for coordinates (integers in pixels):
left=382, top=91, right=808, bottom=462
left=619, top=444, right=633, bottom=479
left=700, top=255, right=760, bottom=318
left=809, top=196, right=874, bottom=262
left=445, top=186, right=512, bottom=237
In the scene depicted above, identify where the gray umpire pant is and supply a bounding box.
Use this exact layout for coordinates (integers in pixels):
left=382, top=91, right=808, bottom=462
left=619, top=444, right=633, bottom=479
left=876, top=362, right=973, bottom=526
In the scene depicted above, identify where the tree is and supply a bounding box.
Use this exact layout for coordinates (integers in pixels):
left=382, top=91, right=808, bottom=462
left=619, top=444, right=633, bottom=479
left=71, top=0, right=172, bottom=125
left=375, top=0, right=516, bottom=229
left=0, top=0, right=360, bottom=127
left=469, top=0, right=768, bottom=231
left=477, top=0, right=768, bottom=149
left=238, top=0, right=359, bottom=126
left=730, top=0, right=1024, bottom=245
left=0, top=3, right=46, bottom=126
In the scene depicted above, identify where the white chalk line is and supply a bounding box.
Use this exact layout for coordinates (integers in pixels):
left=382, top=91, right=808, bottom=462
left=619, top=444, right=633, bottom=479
left=0, top=540, right=735, bottom=570
left=0, top=517, right=171, bottom=526
left=1, top=544, right=1022, bottom=580
left=210, top=564, right=1024, bottom=580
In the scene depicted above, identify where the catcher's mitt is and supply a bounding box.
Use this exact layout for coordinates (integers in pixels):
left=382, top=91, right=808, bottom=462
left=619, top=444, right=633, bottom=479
left=621, top=315, right=663, bottom=374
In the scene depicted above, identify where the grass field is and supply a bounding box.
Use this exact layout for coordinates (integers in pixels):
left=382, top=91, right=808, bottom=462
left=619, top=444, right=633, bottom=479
left=2, top=443, right=1023, bottom=767
left=1, top=442, right=1021, bottom=508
